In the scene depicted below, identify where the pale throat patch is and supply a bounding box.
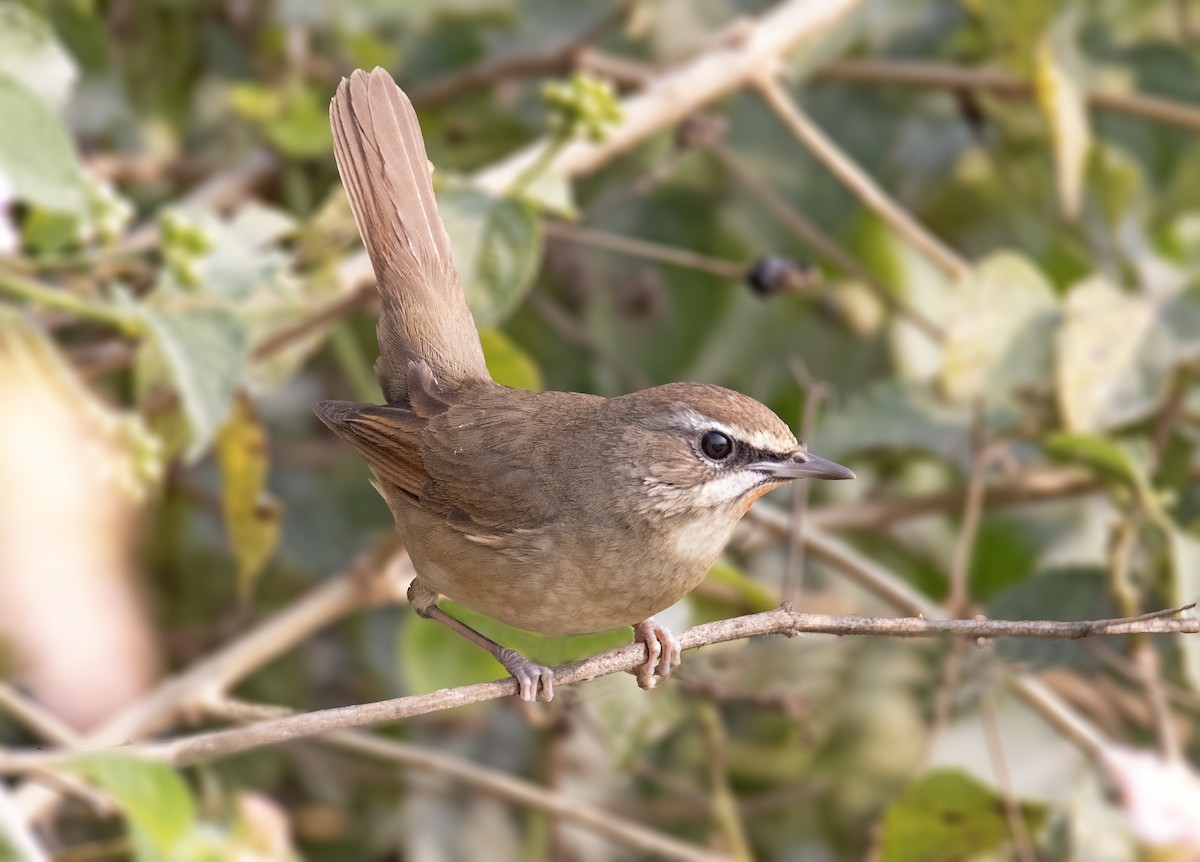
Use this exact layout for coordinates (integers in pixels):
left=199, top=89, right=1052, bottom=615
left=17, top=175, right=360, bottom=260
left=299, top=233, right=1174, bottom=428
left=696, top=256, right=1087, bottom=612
left=671, top=407, right=797, bottom=455
left=672, top=509, right=739, bottom=564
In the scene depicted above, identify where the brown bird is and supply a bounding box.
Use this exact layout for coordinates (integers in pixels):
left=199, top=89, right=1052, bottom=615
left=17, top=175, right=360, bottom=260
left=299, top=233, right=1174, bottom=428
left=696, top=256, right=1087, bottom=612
left=317, top=68, right=854, bottom=702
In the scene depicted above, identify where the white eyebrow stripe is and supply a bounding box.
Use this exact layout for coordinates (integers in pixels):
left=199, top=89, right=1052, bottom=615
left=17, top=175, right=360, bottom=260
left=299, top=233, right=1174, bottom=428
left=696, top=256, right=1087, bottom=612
left=671, top=408, right=797, bottom=455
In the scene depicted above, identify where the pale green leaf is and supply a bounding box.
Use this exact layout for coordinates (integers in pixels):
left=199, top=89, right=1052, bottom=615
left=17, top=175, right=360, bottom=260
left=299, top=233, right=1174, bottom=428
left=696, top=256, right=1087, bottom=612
left=1167, top=528, right=1200, bottom=692
left=68, top=753, right=196, bottom=860
left=438, top=187, right=542, bottom=327
left=858, top=221, right=951, bottom=382
left=1034, top=11, right=1091, bottom=219
left=0, top=5, right=78, bottom=109
left=138, top=305, right=249, bottom=461
left=0, top=73, right=85, bottom=213
left=940, top=252, right=1058, bottom=401
left=1056, top=277, right=1175, bottom=433
left=216, top=395, right=280, bottom=599
left=880, top=769, right=1045, bottom=862
left=479, top=327, right=542, bottom=391
left=517, top=169, right=577, bottom=219
left=819, top=380, right=1017, bottom=464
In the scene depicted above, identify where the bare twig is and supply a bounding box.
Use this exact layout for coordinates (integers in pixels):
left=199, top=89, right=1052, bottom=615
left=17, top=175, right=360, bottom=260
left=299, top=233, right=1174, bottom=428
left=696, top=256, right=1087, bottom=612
left=980, top=689, right=1038, bottom=862
left=744, top=514, right=1115, bottom=758
left=1108, top=519, right=1183, bottom=762
left=0, top=605, right=1194, bottom=773
left=752, top=75, right=970, bottom=280
left=324, top=732, right=726, bottom=862
left=698, top=705, right=753, bottom=862
left=0, top=782, right=49, bottom=862
left=816, top=59, right=1200, bottom=134
left=11, top=541, right=409, bottom=821
left=472, top=0, right=868, bottom=194
left=805, top=467, right=1098, bottom=532
left=782, top=359, right=828, bottom=605
left=704, top=141, right=945, bottom=340
left=947, top=405, right=990, bottom=616
left=0, top=684, right=82, bottom=749
left=544, top=222, right=748, bottom=281
left=411, top=4, right=633, bottom=108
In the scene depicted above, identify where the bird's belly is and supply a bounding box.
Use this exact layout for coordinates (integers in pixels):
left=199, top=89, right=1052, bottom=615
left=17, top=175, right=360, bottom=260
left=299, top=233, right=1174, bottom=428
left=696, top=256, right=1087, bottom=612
left=397, top=511, right=729, bottom=636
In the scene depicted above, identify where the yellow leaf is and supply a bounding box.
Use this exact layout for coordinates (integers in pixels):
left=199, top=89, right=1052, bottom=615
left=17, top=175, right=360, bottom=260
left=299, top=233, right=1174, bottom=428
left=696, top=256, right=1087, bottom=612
left=216, top=394, right=280, bottom=599
left=1034, top=14, right=1091, bottom=219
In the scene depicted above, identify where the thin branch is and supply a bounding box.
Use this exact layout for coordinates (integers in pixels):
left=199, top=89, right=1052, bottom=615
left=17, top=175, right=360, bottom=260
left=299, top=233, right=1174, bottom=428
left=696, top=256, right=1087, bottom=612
left=804, top=467, right=1098, bottom=532
left=752, top=75, right=970, bottom=280
left=0, top=605, right=1194, bottom=773
left=204, top=696, right=722, bottom=862
left=325, top=731, right=724, bottom=862
left=10, top=541, right=409, bottom=822
left=544, top=222, right=748, bottom=281
left=946, top=405, right=990, bottom=616
left=472, top=0, right=868, bottom=194
left=0, top=782, right=49, bottom=862
left=0, top=684, right=82, bottom=749
left=0, top=268, right=142, bottom=336
left=745, top=515, right=1113, bottom=758
left=410, top=4, right=633, bottom=108
left=980, top=688, right=1038, bottom=862
left=816, top=59, right=1200, bottom=134
left=782, top=359, right=828, bottom=605
left=704, top=141, right=945, bottom=341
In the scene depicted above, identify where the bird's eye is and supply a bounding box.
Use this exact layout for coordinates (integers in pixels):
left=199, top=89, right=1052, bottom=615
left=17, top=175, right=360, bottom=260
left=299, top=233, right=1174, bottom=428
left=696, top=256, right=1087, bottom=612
left=700, top=430, right=733, bottom=460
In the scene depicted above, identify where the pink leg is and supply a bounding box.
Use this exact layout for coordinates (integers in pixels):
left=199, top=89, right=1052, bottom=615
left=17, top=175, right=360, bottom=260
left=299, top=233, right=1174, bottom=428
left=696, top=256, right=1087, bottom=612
left=409, top=581, right=554, bottom=702
left=632, top=617, right=682, bottom=691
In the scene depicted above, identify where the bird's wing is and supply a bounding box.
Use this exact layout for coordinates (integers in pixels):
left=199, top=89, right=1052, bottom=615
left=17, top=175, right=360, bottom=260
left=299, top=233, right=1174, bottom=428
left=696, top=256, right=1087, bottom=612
left=316, top=362, right=567, bottom=547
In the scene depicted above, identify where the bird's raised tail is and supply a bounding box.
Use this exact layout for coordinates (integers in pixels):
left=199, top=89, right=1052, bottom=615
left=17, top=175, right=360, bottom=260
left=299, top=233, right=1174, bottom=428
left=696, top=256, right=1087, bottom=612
left=330, top=67, right=488, bottom=403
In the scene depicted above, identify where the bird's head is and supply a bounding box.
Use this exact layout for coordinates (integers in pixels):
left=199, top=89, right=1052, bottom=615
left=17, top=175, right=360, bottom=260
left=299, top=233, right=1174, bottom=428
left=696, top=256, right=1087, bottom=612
left=606, top=382, right=854, bottom=521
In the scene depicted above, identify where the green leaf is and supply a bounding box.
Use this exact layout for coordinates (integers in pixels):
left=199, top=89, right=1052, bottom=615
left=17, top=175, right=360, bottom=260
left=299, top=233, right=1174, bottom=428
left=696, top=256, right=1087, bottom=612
left=137, top=305, right=249, bottom=461
left=880, top=769, right=1046, bottom=862
left=438, top=187, right=542, bottom=327
left=1043, top=432, right=1147, bottom=490
left=0, top=73, right=85, bottom=213
left=1056, top=277, right=1169, bottom=433
left=940, top=252, right=1058, bottom=402
left=987, top=567, right=1113, bottom=669
left=0, top=4, right=78, bottom=110
left=216, top=395, right=280, bottom=599
left=228, top=83, right=331, bottom=158
left=1033, top=10, right=1091, bottom=219
left=68, top=753, right=196, bottom=860
left=1167, top=528, right=1200, bottom=692
left=479, top=327, right=542, bottom=391
left=819, top=380, right=1016, bottom=464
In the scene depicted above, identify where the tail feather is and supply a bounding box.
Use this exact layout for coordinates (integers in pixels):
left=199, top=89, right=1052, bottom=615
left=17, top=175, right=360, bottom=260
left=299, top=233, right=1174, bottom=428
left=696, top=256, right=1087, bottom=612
left=330, top=67, right=488, bottom=403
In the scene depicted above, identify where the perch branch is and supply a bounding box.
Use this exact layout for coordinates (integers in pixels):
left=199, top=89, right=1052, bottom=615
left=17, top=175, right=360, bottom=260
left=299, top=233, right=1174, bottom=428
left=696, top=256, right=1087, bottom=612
left=0, top=605, right=1193, bottom=772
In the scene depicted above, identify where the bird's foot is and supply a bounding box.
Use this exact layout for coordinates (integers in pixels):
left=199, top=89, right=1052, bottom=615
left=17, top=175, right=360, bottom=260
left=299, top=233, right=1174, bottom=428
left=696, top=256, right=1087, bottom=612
left=633, top=617, right=681, bottom=691
left=496, top=647, right=555, bottom=702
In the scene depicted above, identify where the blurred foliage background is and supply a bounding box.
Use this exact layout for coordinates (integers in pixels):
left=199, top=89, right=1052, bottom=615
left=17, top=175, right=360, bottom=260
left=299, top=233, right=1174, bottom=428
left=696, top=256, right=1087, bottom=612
left=2, top=0, right=1200, bottom=859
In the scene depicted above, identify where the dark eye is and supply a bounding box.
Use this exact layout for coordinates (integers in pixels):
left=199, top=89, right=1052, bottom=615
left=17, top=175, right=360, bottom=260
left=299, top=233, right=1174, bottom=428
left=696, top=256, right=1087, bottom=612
left=701, top=430, right=733, bottom=460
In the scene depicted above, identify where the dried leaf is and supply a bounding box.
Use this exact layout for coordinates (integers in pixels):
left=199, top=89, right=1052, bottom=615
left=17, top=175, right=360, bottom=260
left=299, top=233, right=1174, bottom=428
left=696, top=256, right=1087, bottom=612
left=216, top=395, right=280, bottom=600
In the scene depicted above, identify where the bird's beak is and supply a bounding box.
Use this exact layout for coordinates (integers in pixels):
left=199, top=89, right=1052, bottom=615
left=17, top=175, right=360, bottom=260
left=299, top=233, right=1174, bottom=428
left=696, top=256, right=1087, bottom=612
left=753, top=450, right=856, bottom=481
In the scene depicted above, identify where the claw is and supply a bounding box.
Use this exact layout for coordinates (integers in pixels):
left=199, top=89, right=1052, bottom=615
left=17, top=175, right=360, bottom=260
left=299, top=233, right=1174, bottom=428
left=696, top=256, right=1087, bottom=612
left=633, top=618, right=681, bottom=691
left=498, top=648, right=555, bottom=702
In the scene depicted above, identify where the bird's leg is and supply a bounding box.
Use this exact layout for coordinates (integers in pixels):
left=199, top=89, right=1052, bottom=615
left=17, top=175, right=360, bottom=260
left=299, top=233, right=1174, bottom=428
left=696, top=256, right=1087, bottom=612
left=407, top=581, right=554, bottom=702
left=632, top=617, right=682, bottom=690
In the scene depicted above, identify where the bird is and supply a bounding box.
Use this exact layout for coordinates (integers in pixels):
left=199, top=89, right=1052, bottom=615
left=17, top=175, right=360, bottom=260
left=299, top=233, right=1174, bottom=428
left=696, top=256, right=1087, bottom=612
left=316, top=68, right=854, bottom=702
